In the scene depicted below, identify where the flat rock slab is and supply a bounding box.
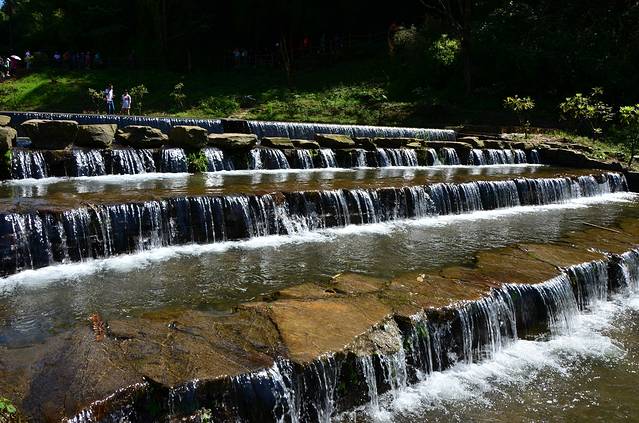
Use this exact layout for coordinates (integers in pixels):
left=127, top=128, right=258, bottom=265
left=207, top=133, right=258, bottom=150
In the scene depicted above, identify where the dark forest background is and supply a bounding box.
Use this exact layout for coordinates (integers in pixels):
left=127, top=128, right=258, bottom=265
left=0, top=0, right=638, bottom=125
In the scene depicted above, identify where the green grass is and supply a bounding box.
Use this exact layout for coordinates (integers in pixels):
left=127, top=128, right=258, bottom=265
left=0, top=60, right=415, bottom=125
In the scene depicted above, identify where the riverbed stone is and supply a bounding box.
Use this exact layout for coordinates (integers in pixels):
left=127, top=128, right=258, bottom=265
left=0, top=126, right=17, bottom=151
left=353, top=137, right=377, bottom=150
left=315, top=134, right=356, bottom=149
left=168, top=125, right=209, bottom=149
left=115, top=125, right=168, bottom=148
left=457, top=136, right=484, bottom=148
left=21, top=119, right=78, bottom=149
left=207, top=133, right=258, bottom=150
left=0, top=115, right=11, bottom=126
left=291, top=139, right=320, bottom=149
left=76, top=124, right=117, bottom=149
left=221, top=118, right=251, bottom=134
left=538, top=147, right=623, bottom=170
left=261, top=136, right=295, bottom=149
left=373, top=137, right=415, bottom=148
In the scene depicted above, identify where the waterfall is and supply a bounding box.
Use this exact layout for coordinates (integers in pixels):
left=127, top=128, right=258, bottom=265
left=160, top=148, right=188, bottom=173
left=2, top=111, right=223, bottom=133
left=513, top=149, right=527, bottom=164
left=67, top=246, right=639, bottom=422
left=469, top=149, right=486, bottom=165
left=376, top=148, right=418, bottom=167
left=354, top=149, right=368, bottom=167
left=72, top=150, right=106, bottom=177
left=0, top=173, right=627, bottom=277
left=426, top=148, right=441, bottom=166
left=111, top=149, right=156, bottom=174
left=246, top=120, right=456, bottom=141
left=440, top=148, right=460, bottom=165
left=319, top=149, right=337, bottom=168
left=250, top=149, right=290, bottom=170
left=295, top=150, right=315, bottom=169
left=11, top=150, right=48, bottom=179
left=529, top=149, right=541, bottom=164
left=203, top=147, right=234, bottom=172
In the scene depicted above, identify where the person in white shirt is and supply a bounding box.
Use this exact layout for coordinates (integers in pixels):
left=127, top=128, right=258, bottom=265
left=121, top=90, right=132, bottom=115
left=104, top=84, right=115, bottom=114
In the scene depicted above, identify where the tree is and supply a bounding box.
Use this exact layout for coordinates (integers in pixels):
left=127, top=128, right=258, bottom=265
left=559, top=88, right=614, bottom=138
left=503, top=95, right=535, bottom=138
left=419, top=0, right=473, bottom=94
left=618, top=104, right=639, bottom=168
left=170, top=82, right=186, bottom=110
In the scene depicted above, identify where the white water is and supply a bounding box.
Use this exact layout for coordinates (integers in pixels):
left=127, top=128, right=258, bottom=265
left=360, top=291, right=635, bottom=422
left=1, top=192, right=634, bottom=289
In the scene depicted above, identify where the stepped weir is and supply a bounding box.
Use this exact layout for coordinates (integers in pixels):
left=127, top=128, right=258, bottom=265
left=0, top=112, right=637, bottom=422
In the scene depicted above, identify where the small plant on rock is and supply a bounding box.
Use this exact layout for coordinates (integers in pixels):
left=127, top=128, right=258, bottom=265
left=503, top=95, right=535, bottom=138
left=617, top=104, right=639, bottom=168
left=130, top=84, right=149, bottom=115
left=187, top=151, right=209, bottom=173
left=559, top=87, right=614, bottom=138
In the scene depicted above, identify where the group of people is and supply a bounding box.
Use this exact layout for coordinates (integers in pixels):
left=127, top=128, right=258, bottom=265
left=103, top=85, right=132, bottom=115
left=53, top=51, right=103, bottom=69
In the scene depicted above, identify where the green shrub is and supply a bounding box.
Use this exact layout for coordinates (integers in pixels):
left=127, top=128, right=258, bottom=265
left=198, top=96, right=240, bottom=117
left=170, top=82, right=187, bottom=111
left=503, top=95, right=535, bottom=137
left=431, top=34, right=460, bottom=67
left=559, top=87, right=614, bottom=138
left=0, top=397, right=18, bottom=422
left=186, top=151, right=209, bottom=173
left=87, top=88, right=104, bottom=113
left=617, top=104, right=639, bottom=167
left=129, top=84, right=149, bottom=115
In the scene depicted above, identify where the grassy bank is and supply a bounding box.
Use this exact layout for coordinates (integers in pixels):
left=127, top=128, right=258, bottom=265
left=0, top=62, right=636, bottom=168
left=0, top=60, right=423, bottom=126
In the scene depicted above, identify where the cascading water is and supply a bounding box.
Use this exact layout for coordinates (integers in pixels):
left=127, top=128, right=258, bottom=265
left=295, top=150, right=315, bottom=169
left=440, top=148, right=460, bottom=165
left=11, top=150, right=48, bottom=179
left=468, top=149, right=529, bottom=166
left=376, top=148, right=418, bottom=167
left=246, top=120, right=456, bottom=141
left=203, top=147, right=234, bottom=172
left=529, top=149, right=541, bottom=164
left=319, top=149, right=337, bottom=168
left=72, top=150, right=106, bottom=177
left=110, top=149, right=156, bottom=174
left=160, top=148, right=188, bottom=173
left=250, top=149, right=290, bottom=170
left=0, top=173, right=627, bottom=277
left=353, top=149, right=368, bottom=167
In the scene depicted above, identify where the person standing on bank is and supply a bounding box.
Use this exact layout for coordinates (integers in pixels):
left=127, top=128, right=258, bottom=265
left=121, top=89, right=132, bottom=115
left=104, top=84, right=115, bottom=114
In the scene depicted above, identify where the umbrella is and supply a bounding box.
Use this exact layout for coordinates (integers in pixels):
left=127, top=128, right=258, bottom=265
left=10, top=55, right=21, bottom=61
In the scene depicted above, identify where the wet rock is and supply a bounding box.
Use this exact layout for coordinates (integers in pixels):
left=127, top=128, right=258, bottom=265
left=0, top=126, right=17, bottom=152
left=425, top=140, right=473, bottom=151
left=116, top=125, right=168, bottom=148
left=539, top=147, right=623, bottom=170
left=315, top=134, right=356, bottom=149
left=291, top=139, right=320, bottom=149
left=0, top=115, right=11, bottom=126
left=373, top=137, right=415, bottom=148
left=482, top=139, right=504, bottom=149
left=330, top=273, right=387, bottom=295
left=207, top=133, right=258, bottom=150
left=624, top=171, right=639, bottom=192
left=249, top=296, right=392, bottom=363
left=76, top=124, right=117, bottom=149
left=221, top=118, right=251, bottom=134
left=261, top=136, right=295, bottom=149
left=21, top=119, right=78, bottom=149
left=457, top=136, right=484, bottom=148
left=353, top=137, right=377, bottom=150
left=168, top=126, right=208, bottom=149
left=405, top=141, right=425, bottom=149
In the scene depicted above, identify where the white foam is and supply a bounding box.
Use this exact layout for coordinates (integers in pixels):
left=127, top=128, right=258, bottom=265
left=369, top=294, right=631, bottom=422
left=0, top=192, right=635, bottom=289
